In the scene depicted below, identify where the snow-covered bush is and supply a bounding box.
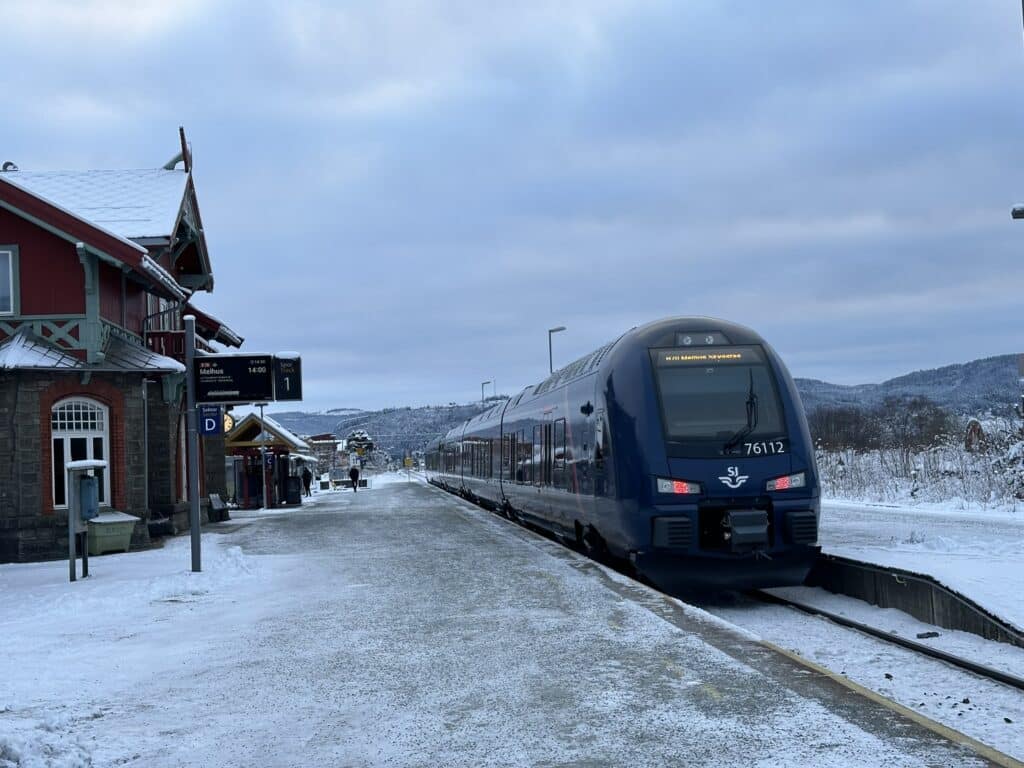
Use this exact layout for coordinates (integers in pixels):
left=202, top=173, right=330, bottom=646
left=815, top=417, right=1023, bottom=507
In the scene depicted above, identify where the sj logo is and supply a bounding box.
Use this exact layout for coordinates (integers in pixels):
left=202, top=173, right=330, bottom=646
left=719, top=466, right=749, bottom=489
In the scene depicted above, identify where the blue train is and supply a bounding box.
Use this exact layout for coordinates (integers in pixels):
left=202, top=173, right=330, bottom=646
left=425, top=317, right=820, bottom=591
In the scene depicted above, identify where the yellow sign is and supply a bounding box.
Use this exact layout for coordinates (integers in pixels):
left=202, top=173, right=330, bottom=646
left=404, top=457, right=413, bottom=468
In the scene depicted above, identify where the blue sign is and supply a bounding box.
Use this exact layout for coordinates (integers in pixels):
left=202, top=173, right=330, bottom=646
left=199, top=404, right=223, bottom=436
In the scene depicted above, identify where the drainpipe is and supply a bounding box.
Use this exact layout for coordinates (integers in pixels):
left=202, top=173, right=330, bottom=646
left=142, top=378, right=155, bottom=520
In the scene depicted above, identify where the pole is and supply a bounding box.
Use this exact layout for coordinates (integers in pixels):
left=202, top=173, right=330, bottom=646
left=142, top=379, right=152, bottom=522
left=259, top=403, right=268, bottom=510
left=68, top=466, right=75, bottom=582
left=184, top=315, right=202, bottom=572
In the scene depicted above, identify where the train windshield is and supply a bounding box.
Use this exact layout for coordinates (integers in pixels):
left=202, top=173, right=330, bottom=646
left=650, top=345, right=787, bottom=457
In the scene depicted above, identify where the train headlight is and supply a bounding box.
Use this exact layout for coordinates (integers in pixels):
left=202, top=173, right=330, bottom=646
left=656, top=478, right=702, bottom=495
left=766, top=472, right=806, bottom=491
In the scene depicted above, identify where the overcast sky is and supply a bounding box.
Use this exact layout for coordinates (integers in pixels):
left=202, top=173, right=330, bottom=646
left=3, top=1, right=1024, bottom=411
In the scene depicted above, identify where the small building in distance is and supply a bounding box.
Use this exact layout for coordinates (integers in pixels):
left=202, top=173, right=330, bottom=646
left=307, top=432, right=341, bottom=476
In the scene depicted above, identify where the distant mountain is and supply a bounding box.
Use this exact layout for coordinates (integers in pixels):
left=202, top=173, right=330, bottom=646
left=795, top=354, right=1020, bottom=417
left=270, top=355, right=1020, bottom=456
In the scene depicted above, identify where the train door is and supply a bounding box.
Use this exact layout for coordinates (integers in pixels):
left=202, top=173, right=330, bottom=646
left=594, top=409, right=610, bottom=497
left=552, top=418, right=566, bottom=491
left=532, top=425, right=543, bottom=487
left=543, top=422, right=553, bottom=487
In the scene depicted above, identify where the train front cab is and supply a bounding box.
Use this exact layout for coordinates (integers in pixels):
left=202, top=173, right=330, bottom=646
left=601, top=322, right=820, bottom=592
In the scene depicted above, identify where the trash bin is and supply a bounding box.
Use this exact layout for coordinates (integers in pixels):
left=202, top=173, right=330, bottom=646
left=286, top=476, right=302, bottom=505
left=87, top=511, right=139, bottom=555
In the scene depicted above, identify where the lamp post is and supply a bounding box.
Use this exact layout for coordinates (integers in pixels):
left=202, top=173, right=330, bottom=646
left=480, top=380, right=492, bottom=405
left=548, top=326, right=566, bottom=374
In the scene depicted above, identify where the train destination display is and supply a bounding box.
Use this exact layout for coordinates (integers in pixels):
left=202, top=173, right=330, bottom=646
left=194, top=354, right=274, bottom=403
left=652, top=345, right=764, bottom=367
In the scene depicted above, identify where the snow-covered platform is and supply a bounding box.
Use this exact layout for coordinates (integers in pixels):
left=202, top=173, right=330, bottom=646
left=819, top=499, right=1024, bottom=631
left=0, top=477, right=1008, bottom=766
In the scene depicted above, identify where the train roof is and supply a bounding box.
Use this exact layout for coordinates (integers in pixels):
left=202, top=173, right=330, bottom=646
left=431, top=316, right=768, bottom=444
left=520, top=316, right=765, bottom=401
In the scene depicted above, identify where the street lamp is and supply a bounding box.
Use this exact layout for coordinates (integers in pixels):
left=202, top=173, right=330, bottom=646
left=480, top=379, right=492, bottom=405
left=548, top=326, right=566, bottom=374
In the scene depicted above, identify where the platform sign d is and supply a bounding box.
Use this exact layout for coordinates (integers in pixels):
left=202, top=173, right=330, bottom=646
left=273, top=356, right=303, bottom=401
left=199, top=404, right=223, bottom=436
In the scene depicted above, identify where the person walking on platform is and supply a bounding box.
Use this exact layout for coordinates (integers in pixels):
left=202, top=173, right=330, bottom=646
left=349, top=465, right=360, bottom=492
left=301, top=466, right=313, bottom=497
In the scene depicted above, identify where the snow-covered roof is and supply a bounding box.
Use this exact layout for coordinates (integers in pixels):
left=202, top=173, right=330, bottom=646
left=0, top=168, right=189, bottom=240
left=228, top=413, right=312, bottom=452
left=0, top=328, right=185, bottom=373
left=141, top=254, right=188, bottom=301
left=0, top=330, right=79, bottom=369
left=184, top=303, right=244, bottom=348
left=263, top=415, right=311, bottom=451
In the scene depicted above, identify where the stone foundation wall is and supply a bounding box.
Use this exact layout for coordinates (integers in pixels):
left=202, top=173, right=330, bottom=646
left=0, top=370, right=196, bottom=562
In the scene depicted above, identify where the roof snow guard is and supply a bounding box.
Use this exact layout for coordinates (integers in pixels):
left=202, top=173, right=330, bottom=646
left=0, top=327, right=184, bottom=373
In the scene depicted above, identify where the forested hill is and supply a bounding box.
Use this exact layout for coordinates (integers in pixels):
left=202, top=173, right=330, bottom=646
left=269, top=354, right=1020, bottom=456
left=794, top=354, right=1018, bottom=417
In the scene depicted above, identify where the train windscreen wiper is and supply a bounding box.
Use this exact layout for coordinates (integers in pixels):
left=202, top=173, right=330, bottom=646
left=723, top=369, right=758, bottom=454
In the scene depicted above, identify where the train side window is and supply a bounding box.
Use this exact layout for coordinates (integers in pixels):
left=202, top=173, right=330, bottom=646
left=594, top=415, right=605, bottom=469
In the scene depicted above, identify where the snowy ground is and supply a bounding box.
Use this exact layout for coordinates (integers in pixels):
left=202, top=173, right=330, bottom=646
left=0, top=476, right=996, bottom=767
left=820, top=498, right=1024, bottom=630
left=707, top=589, right=1024, bottom=760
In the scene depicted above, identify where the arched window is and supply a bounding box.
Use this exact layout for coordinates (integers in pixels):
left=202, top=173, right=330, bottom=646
left=51, top=398, right=110, bottom=508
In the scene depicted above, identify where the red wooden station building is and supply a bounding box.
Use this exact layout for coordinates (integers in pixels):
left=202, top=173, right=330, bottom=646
left=0, top=131, right=244, bottom=562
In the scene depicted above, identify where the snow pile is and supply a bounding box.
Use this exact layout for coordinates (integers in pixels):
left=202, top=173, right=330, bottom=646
left=0, top=709, right=91, bottom=768
left=0, top=535, right=263, bottom=767
left=0, top=536, right=255, bottom=627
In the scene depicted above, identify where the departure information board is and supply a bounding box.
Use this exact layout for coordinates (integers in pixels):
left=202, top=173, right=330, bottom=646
left=194, top=355, right=275, bottom=403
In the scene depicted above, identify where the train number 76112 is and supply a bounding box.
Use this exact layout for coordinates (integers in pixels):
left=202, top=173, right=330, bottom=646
left=744, top=440, right=786, bottom=456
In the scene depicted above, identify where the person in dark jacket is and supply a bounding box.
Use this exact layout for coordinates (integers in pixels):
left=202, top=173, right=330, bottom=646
left=301, top=466, right=313, bottom=497
left=349, top=465, right=360, bottom=492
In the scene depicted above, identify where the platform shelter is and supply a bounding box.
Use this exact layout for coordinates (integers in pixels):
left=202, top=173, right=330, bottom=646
left=225, top=414, right=316, bottom=508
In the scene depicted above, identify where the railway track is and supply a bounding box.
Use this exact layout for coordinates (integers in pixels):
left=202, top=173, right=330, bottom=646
left=751, top=589, right=1024, bottom=693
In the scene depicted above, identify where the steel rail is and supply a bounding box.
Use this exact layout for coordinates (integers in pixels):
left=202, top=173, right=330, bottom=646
left=752, top=589, right=1024, bottom=693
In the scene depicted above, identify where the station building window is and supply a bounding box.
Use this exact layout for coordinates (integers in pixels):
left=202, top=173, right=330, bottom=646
left=51, top=398, right=110, bottom=507
left=0, top=247, right=18, bottom=315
